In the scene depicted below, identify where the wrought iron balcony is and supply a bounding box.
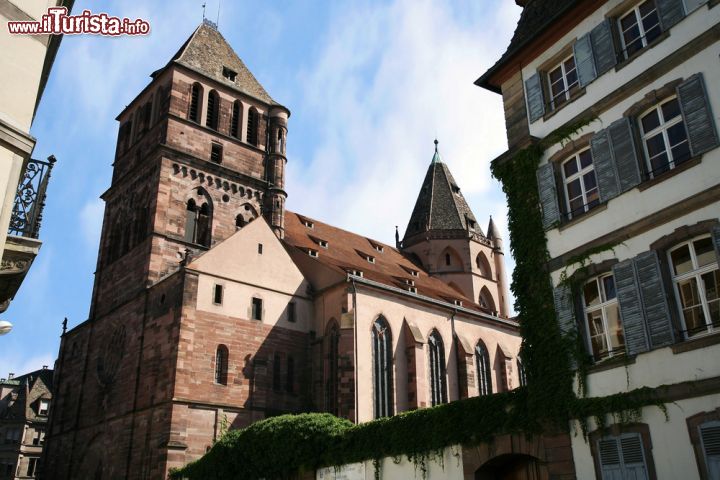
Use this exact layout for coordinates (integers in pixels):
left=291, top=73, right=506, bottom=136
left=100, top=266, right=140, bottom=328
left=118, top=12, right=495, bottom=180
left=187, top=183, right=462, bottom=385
left=8, top=155, right=56, bottom=239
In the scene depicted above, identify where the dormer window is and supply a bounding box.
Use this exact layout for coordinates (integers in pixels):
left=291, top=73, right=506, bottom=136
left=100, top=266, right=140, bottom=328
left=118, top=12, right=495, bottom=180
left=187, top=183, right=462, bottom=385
left=404, top=279, right=415, bottom=287
left=348, top=269, right=363, bottom=278
left=454, top=300, right=463, bottom=307
left=38, top=399, right=50, bottom=416
left=307, top=249, right=319, bottom=258
left=452, top=184, right=461, bottom=194
left=467, top=218, right=476, bottom=230
left=318, top=240, right=328, bottom=248
left=302, top=219, right=314, bottom=229
left=371, top=242, right=384, bottom=253
left=222, top=66, right=237, bottom=82
left=367, top=255, right=376, bottom=264
left=407, top=286, right=417, bottom=294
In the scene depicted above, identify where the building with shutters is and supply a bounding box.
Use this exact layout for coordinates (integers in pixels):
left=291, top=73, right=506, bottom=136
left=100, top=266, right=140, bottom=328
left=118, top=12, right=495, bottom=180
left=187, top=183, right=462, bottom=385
left=41, top=21, right=522, bottom=479
left=0, top=368, right=53, bottom=480
left=478, top=0, right=720, bottom=479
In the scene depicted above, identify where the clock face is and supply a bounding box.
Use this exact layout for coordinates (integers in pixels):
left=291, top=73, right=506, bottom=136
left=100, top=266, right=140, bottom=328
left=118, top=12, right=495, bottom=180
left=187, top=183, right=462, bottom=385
left=96, top=324, right=127, bottom=388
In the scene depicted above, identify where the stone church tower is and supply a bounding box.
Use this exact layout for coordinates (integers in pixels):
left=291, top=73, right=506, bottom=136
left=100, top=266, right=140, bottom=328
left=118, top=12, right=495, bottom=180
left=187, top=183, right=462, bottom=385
left=42, top=21, right=294, bottom=479
left=402, top=141, right=510, bottom=318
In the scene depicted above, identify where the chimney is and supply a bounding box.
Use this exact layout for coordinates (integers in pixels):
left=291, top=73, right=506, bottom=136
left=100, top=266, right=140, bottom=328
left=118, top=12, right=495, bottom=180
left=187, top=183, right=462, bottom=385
left=8, top=373, right=14, bottom=379
left=42, top=365, right=48, bottom=370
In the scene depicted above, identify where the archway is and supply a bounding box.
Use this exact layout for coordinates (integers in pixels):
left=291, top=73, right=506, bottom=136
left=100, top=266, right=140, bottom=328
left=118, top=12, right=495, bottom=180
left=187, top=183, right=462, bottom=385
left=475, top=453, right=543, bottom=480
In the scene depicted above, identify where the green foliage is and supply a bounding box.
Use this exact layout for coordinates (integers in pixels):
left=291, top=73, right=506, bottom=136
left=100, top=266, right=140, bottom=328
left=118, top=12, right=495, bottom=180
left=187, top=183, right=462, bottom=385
left=172, top=116, right=667, bottom=479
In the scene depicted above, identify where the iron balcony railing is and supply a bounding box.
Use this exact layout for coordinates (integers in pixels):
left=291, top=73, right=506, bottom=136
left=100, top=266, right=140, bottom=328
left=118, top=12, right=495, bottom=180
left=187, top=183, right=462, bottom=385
left=8, top=155, right=56, bottom=239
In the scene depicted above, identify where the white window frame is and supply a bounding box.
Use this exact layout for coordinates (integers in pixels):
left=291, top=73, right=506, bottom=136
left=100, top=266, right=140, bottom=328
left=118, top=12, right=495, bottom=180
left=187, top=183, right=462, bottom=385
left=668, top=235, right=719, bottom=338
left=583, top=273, right=624, bottom=361
left=639, top=96, right=689, bottom=178
left=38, top=399, right=49, bottom=416
left=618, top=0, right=661, bottom=59
left=547, top=54, right=578, bottom=110
left=561, top=148, right=598, bottom=219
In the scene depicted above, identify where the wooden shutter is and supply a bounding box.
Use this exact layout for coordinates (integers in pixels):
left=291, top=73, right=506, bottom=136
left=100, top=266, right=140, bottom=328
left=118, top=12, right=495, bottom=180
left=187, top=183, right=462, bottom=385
left=598, top=438, right=624, bottom=479
left=525, top=72, right=545, bottom=123
left=590, top=19, right=618, bottom=76
left=677, top=73, right=719, bottom=156
left=634, top=251, right=674, bottom=348
left=609, top=118, right=642, bottom=193
left=554, top=284, right=577, bottom=368
left=712, top=225, right=720, bottom=264
left=590, top=129, right=620, bottom=202
left=536, top=163, right=561, bottom=229
left=613, top=259, right=649, bottom=355
left=620, top=434, right=649, bottom=480
left=700, top=422, right=720, bottom=480
left=574, top=33, right=597, bottom=88
left=657, top=0, right=686, bottom=30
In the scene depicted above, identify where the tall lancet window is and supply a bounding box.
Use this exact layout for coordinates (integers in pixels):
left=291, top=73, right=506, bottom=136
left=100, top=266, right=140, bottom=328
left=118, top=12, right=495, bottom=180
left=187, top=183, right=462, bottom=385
left=247, top=108, right=259, bottom=146
left=326, top=323, right=340, bottom=415
left=428, top=330, right=447, bottom=406
left=475, top=341, right=492, bottom=396
left=189, top=82, right=202, bottom=123
left=215, top=345, right=228, bottom=385
left=206, top=90, right=219, bottom=130
left=372, top=316, right=393, bottom=418
left=231, top=100, right=241, bottom=138
left=184, top=194, right=212, bottom=247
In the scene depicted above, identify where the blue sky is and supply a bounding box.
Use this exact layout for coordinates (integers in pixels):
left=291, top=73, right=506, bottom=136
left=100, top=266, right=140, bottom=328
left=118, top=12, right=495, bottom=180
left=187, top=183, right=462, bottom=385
left=1, top=0, right=521, bottom=377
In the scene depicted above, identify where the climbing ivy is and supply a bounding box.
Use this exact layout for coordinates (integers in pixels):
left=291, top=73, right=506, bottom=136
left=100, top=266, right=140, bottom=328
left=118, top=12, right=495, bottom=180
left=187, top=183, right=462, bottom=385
left=171, top=118, right=668, bottom=479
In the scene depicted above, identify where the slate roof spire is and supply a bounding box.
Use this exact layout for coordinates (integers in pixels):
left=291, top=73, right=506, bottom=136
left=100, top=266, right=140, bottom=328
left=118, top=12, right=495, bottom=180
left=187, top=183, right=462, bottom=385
left=402, top=141, right=482, bottom=247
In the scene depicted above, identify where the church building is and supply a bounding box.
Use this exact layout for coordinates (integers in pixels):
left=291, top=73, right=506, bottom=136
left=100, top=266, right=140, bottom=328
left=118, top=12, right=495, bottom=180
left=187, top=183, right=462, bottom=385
left=42, top=21, right=520, bottom=479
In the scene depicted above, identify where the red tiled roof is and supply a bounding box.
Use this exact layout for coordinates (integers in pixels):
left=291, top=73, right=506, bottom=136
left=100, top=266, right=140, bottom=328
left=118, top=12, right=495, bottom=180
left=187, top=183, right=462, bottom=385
left=283, top=211, right=493, bottom=315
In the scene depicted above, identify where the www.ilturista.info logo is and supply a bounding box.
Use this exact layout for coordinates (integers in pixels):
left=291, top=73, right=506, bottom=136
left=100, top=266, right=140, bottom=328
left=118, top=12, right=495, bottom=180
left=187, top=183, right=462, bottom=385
left=7, top=7, right=150, bottom=36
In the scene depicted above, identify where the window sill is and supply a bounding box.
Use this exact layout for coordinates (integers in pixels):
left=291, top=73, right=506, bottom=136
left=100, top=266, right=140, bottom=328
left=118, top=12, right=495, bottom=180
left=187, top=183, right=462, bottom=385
left=542, top=87, right=587, bottom=122
left=615, top=31, right=670, bottom=73
left=637, top=156, right=702, bottom=192
left=586, top=354, right=634, bottom=374
left=672, top=331, right=720, bottom=354
left=558, top=203, right=608, bottom=232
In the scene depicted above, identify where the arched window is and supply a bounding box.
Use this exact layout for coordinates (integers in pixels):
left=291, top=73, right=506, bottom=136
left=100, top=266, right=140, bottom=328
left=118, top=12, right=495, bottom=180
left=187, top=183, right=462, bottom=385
left=325, top=322, right=339, bottom=414
left=475, top=341, right=492, bottom=396
left=372, top=316, right=393, bottom=418
left=517, top=358, right=527, bottom=387
left=189, top=82, right=202, bottom=123
left=428, top=329, right=447, bottom=406
left=439, top=247, right=462, bottom=270
left=231, top=100, right=241, bottom=138
left=479, top=287, right=496, bottom=312
left=247, top=107, right=259, bottom=146
left=184, top=192, right=212, bottom=247
left=215, top=345, right=228, bottom=385
left=235, top=215, right=246, bottom=229
left=476, top=252, right=492, bottom=278
left=206, top=90, right=219, bottom=130
left=445, top=253, right=451, bottom=266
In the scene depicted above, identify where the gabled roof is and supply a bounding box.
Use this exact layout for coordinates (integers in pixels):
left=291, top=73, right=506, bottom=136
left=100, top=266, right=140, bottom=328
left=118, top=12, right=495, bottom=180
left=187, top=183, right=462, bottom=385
left=475, top=0, right=579, bottom=92
left=283, top=212, right=494, bottom=316
left=164, top=21, right=277, bottom=105
left=402, top=142, right=481, bottom=244
left=0, top=368, right=53, bottom=421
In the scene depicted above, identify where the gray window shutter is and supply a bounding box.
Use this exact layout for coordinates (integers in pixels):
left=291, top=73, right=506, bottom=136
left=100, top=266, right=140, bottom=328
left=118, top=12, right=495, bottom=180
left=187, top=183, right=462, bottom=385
left=536, top=163, right=561, bottom=230
left=620, top=434, right=649, bottom=479
left=590, top=19, right=617, bottom=76
left=609, top=117, right=642, bottom=193
left=700, top=422, right=720, bottom=479
left=712, top=225, right=720, bottom=264
left=590, top=129, right=620, bottom=202
left=657, top=0, right=686, bottom=30
left=634, top=251, right=674, bottom=348
left=574, top=33, right=597, bottom=88
left=525, top=72, right=545, bottom=123
left=553, top=285, right=577, bottom=336
left=684, top=0, right=708, bottom=13
left=677, top=73, right=719, bottom=156
left=612, top=259, right=649, bottom=355
left=598, top=438, right=624, bottom=479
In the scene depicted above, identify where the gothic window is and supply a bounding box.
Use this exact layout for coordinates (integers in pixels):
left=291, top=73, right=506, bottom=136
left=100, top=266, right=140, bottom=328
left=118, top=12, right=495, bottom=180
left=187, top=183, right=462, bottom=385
left=445, top=253, right=451, bottom=266
left=372, top=316, right=393, bottom=418
left=206, top=90, right=219, bottom=130
left=184, top=194, right=212, bottom=247
left=476, top=252, right=492, bottom=278
left=286, top=356, right=295, bottom=393
left=479, top=287, right=496, bottom=312
left=252, top=297, right=263, bottom=321
left=247, top=107, right=259, bottom=146
left=277, top=128, right=285, bottom=154
left=517, top=358, right=527, bottom=387
left=231, top=100, right=241, bottom=139
left=428, top=329, right=447, bottom=406
left=189, top=82, right=202, bottom=123
left=153, top=86, right=164, bottom=124
left=215, top=345, right=228, bottom=385
left=475, top=341, right=492, bottom=396
left=325, top=322, right=339, bottom=414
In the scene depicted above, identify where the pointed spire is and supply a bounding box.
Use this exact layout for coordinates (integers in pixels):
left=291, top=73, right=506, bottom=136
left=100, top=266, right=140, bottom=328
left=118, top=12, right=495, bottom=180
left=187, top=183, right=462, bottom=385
left=487, top=215, right=499, bottom=240
left=395, top=225, right=400, bottom=249
left=431, top=139, right=442, bottom=164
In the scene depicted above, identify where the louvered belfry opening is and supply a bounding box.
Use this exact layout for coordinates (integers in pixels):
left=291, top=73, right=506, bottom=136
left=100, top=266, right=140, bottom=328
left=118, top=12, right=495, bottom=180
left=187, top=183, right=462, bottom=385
left=231, top=100, right=241, bottom=138
left=189, top=82, right=202, bottom=122
left=206, top=90, right=219, bottom=130
left=372, top=317, right=393, bottom=418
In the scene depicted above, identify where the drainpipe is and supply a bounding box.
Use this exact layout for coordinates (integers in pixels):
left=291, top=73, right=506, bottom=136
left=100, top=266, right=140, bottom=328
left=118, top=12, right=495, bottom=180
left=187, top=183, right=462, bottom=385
left=351, top=280, right=358, bottom=424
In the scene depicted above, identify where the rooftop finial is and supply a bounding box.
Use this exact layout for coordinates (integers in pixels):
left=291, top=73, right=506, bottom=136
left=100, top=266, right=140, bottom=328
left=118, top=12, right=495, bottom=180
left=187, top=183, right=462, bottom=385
left=202, top=2, right=206, bottom=20
left=431, top=139, right=441, bottom=164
